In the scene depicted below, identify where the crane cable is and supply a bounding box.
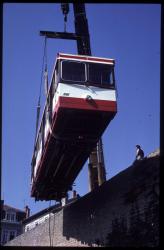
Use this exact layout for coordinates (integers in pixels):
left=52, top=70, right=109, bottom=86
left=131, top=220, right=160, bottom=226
left=61, top=3, right=69, bottom=32
left=34, top=37, right=48, bottom=146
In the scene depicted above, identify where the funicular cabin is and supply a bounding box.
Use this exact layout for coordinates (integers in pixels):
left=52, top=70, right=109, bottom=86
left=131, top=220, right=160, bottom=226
left=31, top=53, right=117, bottom=201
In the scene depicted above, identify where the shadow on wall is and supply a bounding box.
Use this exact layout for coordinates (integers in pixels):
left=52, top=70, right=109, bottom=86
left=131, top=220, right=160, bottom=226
left=105, top=194, right=159, bottom=247
left=62, top=192, right=106, bottom=246
left=62, top=156, right=160, bottom=247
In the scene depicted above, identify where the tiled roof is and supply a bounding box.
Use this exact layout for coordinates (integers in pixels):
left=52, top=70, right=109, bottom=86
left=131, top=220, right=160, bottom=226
left=22, top=203, right=61, bottom=224
left=3, top=204, right=26, bottom=213
left=23, top=197, right=78, bottom=224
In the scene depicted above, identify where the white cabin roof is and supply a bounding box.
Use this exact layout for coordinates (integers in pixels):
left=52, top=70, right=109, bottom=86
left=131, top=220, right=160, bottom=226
left=57, top=53, right=115, bottom=65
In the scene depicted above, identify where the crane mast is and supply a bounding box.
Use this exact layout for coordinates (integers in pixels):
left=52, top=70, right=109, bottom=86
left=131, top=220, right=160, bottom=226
left=40, top=3, right=106, bottom=191
left=72, top=3, right=106, bottom=190
left=72, top=4, right=91, bottom=56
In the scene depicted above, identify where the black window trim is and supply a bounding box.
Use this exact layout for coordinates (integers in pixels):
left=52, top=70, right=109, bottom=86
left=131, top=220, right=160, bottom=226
left=61, top=60, right=87, bottom=83
left=87, top=62, right=115, bottom=87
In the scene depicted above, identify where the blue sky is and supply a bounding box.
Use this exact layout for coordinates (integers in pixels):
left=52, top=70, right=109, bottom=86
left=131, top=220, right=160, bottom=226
left=2, top=3, right=160, bottom=215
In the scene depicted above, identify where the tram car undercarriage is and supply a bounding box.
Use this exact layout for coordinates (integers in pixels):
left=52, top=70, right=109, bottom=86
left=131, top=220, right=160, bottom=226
left=31, top=53, right=117, bottom=201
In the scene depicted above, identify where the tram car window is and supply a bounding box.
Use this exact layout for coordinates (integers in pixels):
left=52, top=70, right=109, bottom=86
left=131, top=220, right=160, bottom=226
left=61, top=60, right=86, bottom=82
left=88, top=63, right=114, bottom=86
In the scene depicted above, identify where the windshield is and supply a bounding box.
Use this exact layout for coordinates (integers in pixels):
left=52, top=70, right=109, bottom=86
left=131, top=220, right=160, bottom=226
left=88, top=63, right=114, bottom=85
left=61, top=60, right=86, bottom=82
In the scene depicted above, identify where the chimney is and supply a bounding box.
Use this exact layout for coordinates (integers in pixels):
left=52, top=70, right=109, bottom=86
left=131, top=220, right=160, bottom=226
left=72, top=190, right=77, bottom=198
left=1, top=200, right=4, bottom=207
left=1, top=200, right=4, bottom=216
left=25, top=205, right=30, bottom=218
left=61, top=197, right=68, bottom=206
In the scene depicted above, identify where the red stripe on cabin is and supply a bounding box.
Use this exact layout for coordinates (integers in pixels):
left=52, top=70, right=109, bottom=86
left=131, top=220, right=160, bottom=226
left=57, top=96, right=117, bottom=112
left=31, top=96, right=117, bottom=195
left=58, top=54, right=114, bottom=64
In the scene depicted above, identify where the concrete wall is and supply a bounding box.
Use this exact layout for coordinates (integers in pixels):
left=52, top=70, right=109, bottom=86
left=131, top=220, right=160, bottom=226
left=6, top=151, right=159, bottom=247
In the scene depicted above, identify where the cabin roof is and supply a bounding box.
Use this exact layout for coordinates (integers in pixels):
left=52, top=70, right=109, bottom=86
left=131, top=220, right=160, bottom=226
left=57, top=53, right=115, bottom=65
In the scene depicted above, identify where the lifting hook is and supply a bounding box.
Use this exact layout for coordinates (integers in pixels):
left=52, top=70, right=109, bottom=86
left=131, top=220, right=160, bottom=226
left=61, top=3, right=70, bottom=32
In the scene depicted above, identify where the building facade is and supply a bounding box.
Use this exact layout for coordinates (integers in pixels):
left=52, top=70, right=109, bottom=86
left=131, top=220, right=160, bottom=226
left=4, top=150, right=160, bottom=247
left=0, top=200, right=27, bottom=245
left=23, top=195, right=79, bottom=233
left=23, top=203, right=61, bottom=233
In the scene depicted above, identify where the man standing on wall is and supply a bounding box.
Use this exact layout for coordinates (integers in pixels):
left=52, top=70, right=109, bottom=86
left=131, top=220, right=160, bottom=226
left=135, top=145, right=144, bottom=161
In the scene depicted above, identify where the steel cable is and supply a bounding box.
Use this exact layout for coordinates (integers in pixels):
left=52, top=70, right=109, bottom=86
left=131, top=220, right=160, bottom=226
left=34, top=37, right=47, bottom=146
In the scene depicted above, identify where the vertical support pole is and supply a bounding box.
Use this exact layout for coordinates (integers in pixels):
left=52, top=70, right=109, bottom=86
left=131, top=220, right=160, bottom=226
left=73, top=3, right=107, bottom=191
left=0, top=4, right=2, bottom=202
left=97, top=138, right=106, bottom=185
left=88, top=148, right=99, bottom=191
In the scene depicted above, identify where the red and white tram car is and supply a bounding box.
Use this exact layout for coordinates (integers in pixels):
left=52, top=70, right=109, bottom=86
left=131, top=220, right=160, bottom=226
left=31, top=53, right=117, bottom=201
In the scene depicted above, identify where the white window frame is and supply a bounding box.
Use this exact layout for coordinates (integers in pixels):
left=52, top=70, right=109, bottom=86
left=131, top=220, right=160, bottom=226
left=9, top=230, right=17, bottom=241
left=2, top=230, right=8, bottom=244
left=10, top=213, right=16, bottom=222
left=6, top=212, right=16, bottom=222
